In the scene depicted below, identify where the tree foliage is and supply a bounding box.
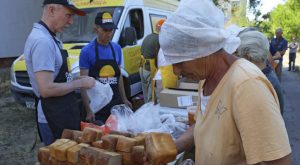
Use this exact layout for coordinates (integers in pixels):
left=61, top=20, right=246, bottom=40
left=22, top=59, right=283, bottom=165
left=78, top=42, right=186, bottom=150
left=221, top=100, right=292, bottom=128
left=259, top=0, right=300, bottom=41
left=249, top=0, right=262, bottom=20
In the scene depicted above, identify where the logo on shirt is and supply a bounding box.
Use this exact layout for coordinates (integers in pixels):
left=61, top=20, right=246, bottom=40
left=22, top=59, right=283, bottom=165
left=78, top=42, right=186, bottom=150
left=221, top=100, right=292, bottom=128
left=98, top=65, right=117, bottom=84
left=65, top=72, right=73, bottom=82
left=215, top=100, right=228, bottom=119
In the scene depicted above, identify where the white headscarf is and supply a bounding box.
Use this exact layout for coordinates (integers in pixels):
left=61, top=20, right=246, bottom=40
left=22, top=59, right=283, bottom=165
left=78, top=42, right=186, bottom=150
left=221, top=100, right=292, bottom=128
left=158, top=0, right=242, bottom=67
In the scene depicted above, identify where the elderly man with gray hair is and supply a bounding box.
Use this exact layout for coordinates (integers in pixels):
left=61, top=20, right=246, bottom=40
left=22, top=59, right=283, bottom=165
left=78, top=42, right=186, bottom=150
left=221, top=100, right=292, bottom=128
left=236, top=30, right=284, bottom=114
left=154, top=0, right=292, bottom=164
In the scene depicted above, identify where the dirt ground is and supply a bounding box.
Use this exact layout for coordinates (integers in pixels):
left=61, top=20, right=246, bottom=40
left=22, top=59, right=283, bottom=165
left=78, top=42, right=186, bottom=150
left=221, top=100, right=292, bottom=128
left=0, top=53, right=300, bottom=164
left=0, top=68, right=43, bottom=165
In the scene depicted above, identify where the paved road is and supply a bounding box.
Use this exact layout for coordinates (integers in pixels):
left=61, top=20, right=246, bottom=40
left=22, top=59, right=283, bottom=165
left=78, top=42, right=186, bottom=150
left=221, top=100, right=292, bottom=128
left=282, top=57, right=300, bottom=164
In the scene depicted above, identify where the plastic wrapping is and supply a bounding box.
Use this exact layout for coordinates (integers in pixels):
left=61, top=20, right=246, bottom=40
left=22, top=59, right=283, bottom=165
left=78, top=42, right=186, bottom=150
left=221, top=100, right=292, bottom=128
left=86, top=81, right=113, bottom=114
left=110, top=103, right=188, bottom=139
left=182, top=159, right=195, bottom=165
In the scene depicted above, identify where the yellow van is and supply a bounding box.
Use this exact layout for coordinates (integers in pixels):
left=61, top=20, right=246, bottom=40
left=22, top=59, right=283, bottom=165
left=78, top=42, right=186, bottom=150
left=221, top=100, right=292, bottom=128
left=10, top=0, right=178, bottom=109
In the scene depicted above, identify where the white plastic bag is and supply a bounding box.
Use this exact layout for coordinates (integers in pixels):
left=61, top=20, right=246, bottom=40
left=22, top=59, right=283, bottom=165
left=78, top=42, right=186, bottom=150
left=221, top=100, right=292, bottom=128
left=110, top=103, right=188, bottom=139
left=86, top=81, right=113, bottom=114
left=110, top=103, right=163, bottom=134
left=111, top=104, right=135, bottom=132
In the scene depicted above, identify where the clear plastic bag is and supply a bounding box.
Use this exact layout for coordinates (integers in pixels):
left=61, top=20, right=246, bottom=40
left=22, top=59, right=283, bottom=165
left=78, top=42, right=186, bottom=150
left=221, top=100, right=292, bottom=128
left=110, top=103, right=188, bottom=139
left=182, top=159, right=195, bottom=165
left=110, top=104, right=134, bottom=132
left=86, top=81, right=113, bottom=114
left=110, top=103, right=162, bottom=134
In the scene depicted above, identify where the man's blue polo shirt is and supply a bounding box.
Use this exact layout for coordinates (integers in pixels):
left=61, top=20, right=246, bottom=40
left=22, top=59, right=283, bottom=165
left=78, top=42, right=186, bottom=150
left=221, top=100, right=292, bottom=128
left=269, top=37, right=288, bottom=61
left=79, top=40, right=123, bottom=69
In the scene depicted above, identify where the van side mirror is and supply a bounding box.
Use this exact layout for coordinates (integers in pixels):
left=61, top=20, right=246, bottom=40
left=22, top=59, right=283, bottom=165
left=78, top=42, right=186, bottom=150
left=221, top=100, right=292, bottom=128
left=124, top=27, right=137, bottom=46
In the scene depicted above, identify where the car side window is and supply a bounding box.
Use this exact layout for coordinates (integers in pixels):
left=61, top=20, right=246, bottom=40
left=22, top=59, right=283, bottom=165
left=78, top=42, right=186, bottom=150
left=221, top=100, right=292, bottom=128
left=149, top=14, right=167, bottom=34
left=129, top=9, right=144, bottom=39
left=119, top=9, right=144, bottom=47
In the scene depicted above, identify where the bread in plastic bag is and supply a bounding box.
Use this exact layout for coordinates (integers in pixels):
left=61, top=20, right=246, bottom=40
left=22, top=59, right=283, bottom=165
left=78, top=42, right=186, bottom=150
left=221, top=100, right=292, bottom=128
left=110, top=103, right=188, bottom=139
left=86, top=81, right=113, bottom=114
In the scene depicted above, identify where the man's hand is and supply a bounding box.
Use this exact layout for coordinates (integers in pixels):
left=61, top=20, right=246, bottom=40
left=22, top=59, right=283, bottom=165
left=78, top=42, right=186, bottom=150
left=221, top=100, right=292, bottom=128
left=78, top=76, right=95, bottom=89
left=272, top=52, right=282, bottom=60
left=86, top=110, right=95, bottom=122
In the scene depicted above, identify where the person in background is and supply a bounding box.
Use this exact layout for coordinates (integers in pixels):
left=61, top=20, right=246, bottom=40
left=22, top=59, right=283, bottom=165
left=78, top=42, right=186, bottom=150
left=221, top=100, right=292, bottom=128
left=140, top=19, right=178, bottom=103
left=269, top=28, right=288, bottom=81
left=288, top=37, right=298, bottom=72
left=24, top=0, right=95, bottom=145
left=155, top=0, right=292, bottom=164
left=236, top=30, right=284, bottom=114
left=80, top=11, right=132, bottom=124
left=139, top=20, right=162, bottom=103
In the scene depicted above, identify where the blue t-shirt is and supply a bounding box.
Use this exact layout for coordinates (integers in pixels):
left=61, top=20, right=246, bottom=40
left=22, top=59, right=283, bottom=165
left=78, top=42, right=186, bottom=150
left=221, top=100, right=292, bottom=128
left=80, top=40, right=123, bottom=69
left=269, top=37, right=288, bottom=57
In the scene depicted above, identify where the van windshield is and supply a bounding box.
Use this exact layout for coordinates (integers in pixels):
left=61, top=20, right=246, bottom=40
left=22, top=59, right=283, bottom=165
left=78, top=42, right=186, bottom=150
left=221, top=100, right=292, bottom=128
left=60, top=7, right=124, bottom=43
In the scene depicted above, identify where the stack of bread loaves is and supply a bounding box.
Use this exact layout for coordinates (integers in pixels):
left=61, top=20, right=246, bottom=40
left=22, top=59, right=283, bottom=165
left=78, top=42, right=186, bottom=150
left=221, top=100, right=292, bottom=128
left=37, top=128, right=177, bottom=165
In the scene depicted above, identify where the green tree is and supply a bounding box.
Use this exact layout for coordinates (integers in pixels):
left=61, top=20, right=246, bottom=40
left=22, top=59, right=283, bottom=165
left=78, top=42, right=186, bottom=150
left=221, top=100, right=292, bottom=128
left=269, top=0, right=300, bottom=41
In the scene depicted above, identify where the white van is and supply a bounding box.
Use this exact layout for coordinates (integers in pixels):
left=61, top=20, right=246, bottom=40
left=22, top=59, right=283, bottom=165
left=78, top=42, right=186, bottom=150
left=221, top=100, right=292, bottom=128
left=10, top=0, right=179, bottom=109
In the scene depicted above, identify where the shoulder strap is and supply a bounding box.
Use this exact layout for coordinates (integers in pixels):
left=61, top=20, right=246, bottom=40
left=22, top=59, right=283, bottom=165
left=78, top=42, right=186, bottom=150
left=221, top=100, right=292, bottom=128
left=109, top=42, right=117, bottom=61
left=94, top=39, right=100, bottom=60
left=38, top=21, right=61, bottom=49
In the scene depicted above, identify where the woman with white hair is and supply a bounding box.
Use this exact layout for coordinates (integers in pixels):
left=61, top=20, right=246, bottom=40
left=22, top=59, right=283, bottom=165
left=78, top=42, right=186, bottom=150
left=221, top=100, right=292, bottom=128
left=236, top=30, right=284, bottom=114
left=155, top=0, right=291, bottom=164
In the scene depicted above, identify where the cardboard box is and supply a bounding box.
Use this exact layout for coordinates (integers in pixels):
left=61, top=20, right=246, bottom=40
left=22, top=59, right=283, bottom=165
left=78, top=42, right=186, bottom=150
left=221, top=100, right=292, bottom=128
left=177, top=82, right=199, bottom=91
left=159, top=89, right=198, bottom=108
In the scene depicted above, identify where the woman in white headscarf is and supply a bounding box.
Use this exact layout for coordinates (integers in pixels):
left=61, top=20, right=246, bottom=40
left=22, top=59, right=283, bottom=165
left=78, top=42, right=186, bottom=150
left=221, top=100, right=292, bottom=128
left=157, top=0, right=291, bottom=164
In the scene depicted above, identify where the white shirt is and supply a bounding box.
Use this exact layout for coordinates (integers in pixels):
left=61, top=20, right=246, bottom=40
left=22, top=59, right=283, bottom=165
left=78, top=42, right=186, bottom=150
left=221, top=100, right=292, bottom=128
left=200, top=91, right=211, bottom=114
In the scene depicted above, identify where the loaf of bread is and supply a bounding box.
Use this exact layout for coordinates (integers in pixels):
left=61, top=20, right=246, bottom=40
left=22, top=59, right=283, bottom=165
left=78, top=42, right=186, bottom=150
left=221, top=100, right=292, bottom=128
left=110, top=130, right=134, bottom=138
left=145, top=133, right=177, bottom=165
left=37, top=146, right=50, bottom=165
left=61, top=129, right=73, bottom=139
left=118, top=151, right=133, bottom=165
left=48, top=157, right=57, bottom=165
left=54, top=140, right=78, bottom=161
left=81, top=127, right=103, bottom=144
left=82, top=127, right=103, bottom=144
left=116, top=136, right=137, bottom=152
left=95, top=148, right=122, bottom=165
left=101, top=134, right=120, bottom=151
left=92, top=140, right=103, bottom=149
left=79, top=146, right=98, bottom=164
left=61, top=129, right=83, bottom=142
left=134, top=133, right=146, bottom=146
left=131, top=145, right=145, bottom=165
left=72, top=130, right=83, bottom=142
left=76, top=136, right=82, bottom=143
left=67, top=143, right=89, bottom=163
left=49, top=139, right=70, bottom=158
left=66, top=162, right=77, bottom=165
left=48, top=157, right=67, bottom=165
